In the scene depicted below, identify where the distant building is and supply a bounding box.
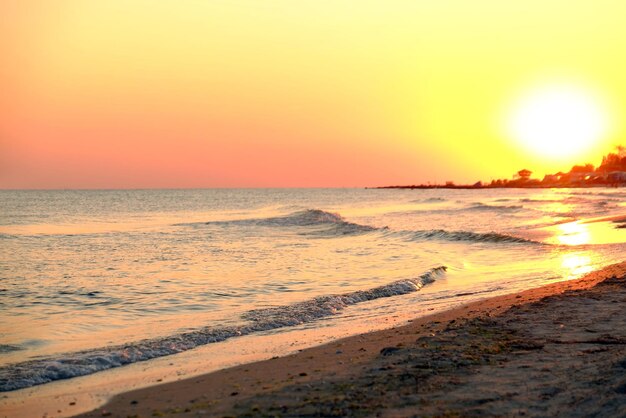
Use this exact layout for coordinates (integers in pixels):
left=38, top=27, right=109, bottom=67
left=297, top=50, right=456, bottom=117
left=608, top=171, right=626, bottom=184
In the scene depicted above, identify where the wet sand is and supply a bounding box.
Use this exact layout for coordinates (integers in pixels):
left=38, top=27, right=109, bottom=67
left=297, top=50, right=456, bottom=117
left=75, top=261, right=626, bottom=417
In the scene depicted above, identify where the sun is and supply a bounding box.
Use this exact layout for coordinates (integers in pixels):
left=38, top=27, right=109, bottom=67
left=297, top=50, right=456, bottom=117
left=506, top=83, right=610, bottom=160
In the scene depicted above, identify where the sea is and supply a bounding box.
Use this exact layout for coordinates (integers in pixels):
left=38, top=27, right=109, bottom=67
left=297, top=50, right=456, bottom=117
left=1, top=188, right=625, bottom=393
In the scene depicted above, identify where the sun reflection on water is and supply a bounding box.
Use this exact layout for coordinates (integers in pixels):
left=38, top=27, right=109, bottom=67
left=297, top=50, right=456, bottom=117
left=557, top=221, right=591, bottom=246
left=549, top=217, right=625, bottom=246
left=561, top=253, right=593, bottom=279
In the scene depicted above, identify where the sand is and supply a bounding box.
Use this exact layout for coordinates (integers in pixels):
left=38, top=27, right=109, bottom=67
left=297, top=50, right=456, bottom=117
left=71, top=261, right=626, bottom=417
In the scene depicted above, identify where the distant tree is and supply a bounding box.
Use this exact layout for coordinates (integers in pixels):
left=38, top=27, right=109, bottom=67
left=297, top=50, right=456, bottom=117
left=569, top=163, right=594, bottom=173
left=597, top=145, right=626, bottom=172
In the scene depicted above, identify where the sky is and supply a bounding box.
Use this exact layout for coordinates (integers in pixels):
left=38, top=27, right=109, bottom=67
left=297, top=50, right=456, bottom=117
left=1, top=0, right=626, bottom=188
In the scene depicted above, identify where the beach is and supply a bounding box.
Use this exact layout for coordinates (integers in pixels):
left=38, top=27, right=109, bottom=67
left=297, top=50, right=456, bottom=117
left=69, top=261, right=626, bottom=417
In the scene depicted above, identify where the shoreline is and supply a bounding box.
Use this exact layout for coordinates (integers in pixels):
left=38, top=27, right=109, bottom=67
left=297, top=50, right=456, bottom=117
left=71, top=261, right=626, bottom=418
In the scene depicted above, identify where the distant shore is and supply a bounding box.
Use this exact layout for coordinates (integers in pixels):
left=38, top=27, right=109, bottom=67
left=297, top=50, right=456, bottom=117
left=369, top=183, right=624, bottom=190
left=76, top=261, right=626, bottom=418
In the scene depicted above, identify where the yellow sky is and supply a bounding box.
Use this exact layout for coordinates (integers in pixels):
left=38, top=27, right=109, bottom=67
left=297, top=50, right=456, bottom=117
left=1, top=0, right=625, bottom=188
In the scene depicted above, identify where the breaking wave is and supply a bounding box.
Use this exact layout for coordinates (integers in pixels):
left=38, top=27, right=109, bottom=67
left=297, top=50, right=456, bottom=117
left=259, top=209, right=379, bottom=236
left=243, top=266, right=447, bottom=325
left=178, top=209, right=538, bottom=244
left=410, top=197, right=448, bottom=203
left=392, top=229, right=539, bottom=244
left=0, top=267, right=446, bottom=392
left=467, top=203, right=524, bottom=212
left=177, top=209, right=378, bottom=237
left=257, top=209, right=348, bottom=227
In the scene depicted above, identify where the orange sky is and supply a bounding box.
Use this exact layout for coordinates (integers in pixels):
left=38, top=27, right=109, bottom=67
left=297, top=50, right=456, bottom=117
left=1, top=1, right=625, bottom=188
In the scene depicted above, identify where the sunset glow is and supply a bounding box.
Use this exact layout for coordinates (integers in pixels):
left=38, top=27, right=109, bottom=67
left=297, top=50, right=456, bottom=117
left=1, top=1, right=626, bottom=188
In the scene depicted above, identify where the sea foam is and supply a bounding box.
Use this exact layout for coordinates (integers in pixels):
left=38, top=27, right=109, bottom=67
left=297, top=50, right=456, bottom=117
left=0, top=266, right=446, bottom=392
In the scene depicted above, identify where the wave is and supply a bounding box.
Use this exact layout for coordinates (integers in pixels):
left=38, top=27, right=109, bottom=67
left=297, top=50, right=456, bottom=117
left=520, top=197, right=616, bottom=203
left=519, top=198, right=560, bottom=203
left=392, top=229, right=539, bottom=244
left=178, top=209, right=539, bottom=244
left=613, top=218, right=626, bottom=229
left=258, top=209, right=346, bottom=227
left=467, top=203, right=524, bottom=212
left=410, top=197, right=448, bottom=203
left=392, top=203, right=526, bottom=216
left=540, top=195, right=622, bottom=207
left=253, top=209, right=381, bottom=237
left=178, top=209, right=379, bottom=237
left=565, top=191, right=626, bottom=199
left=552, top=207, right=616, bottom=219
left=243, top=266, right=447, bottom=326
left=0, top=344, right=22, bottom=354
left=0, top=267, right=446, bottom=392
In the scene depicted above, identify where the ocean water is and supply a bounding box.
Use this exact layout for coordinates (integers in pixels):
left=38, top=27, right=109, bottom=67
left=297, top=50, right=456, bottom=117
left=0, top=188, right=625, bottom=392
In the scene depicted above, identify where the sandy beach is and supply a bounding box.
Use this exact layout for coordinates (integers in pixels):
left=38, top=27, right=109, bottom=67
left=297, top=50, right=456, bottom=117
left=70, top=261, right=626, bottom=417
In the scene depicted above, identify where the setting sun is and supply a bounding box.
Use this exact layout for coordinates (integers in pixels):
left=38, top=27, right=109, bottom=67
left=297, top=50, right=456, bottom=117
left=506, top=83, right=611, bottom=161
left=2, top=2, right=626, bottom=417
